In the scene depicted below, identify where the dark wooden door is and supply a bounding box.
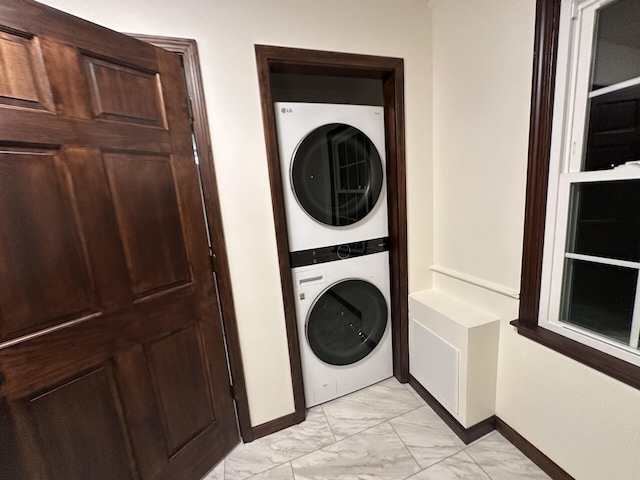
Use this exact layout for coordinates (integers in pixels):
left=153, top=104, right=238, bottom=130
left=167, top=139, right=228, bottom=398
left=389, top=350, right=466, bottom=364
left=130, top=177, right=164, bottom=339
left=0, top=1, right=239, bottom=479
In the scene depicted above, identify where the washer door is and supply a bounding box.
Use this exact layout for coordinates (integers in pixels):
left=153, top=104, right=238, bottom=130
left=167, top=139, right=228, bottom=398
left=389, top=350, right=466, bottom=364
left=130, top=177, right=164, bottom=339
left=291, top=123, right=384, bottom=226
left=306, top=279, right=388, bottom=366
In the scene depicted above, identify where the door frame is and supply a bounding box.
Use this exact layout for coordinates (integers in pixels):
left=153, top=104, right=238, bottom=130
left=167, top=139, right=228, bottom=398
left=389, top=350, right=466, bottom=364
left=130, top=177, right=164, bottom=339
left=130, top=35, right=253, bottom=443
left=255, top=45, right=409, bottom=434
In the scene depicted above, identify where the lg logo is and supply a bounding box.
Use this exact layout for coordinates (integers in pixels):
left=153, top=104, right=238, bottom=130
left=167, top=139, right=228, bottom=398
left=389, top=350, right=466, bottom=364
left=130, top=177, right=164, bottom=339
left=281, top=108, right=293, bottom=114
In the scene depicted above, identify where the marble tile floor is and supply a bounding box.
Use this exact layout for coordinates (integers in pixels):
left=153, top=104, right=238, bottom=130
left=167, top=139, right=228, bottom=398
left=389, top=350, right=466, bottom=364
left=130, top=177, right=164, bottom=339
left=204, top=377, right=550, bottom=480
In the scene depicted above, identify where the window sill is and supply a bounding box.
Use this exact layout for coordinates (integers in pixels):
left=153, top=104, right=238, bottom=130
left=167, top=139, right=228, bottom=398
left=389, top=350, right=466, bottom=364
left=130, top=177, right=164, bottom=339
left=510, top=319, right=640, bottom=390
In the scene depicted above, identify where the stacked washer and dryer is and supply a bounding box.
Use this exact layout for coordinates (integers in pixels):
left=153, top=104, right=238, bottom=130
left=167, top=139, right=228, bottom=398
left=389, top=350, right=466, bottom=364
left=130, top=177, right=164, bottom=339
left=274, top=102, right=393, bottom=407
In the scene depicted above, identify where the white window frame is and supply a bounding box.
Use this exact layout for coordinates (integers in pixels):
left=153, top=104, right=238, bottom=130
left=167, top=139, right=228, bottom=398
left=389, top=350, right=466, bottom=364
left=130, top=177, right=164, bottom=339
left=539, top=0, right=640, bottom=366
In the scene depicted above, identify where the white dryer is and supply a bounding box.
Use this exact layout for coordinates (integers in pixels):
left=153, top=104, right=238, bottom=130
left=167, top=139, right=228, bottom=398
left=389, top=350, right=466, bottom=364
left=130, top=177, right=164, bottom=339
left=292, top=243, right=392, bottom=407
left=274, top=102, right=388, bottom=252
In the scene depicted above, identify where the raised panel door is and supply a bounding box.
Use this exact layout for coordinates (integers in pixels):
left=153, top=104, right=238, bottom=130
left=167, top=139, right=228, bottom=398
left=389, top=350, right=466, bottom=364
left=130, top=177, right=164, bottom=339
left=0, top=1, right=239, bottom=479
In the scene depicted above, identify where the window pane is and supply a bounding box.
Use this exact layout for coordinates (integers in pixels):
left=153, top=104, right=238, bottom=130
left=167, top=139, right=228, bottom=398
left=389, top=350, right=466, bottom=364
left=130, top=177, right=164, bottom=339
left=567, top=180, right=640, bottom=262
left=591, top=0, right=640, bottom=90
left=561, top=259, right=637, bottom=345
left=584, top=85, right=640, bottom=171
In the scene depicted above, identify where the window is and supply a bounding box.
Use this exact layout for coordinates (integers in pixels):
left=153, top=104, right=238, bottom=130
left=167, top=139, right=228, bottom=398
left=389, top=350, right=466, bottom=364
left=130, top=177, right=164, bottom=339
left=515, top=0, right=640, bottom=387
left=539, top=0, right=640, bottom=366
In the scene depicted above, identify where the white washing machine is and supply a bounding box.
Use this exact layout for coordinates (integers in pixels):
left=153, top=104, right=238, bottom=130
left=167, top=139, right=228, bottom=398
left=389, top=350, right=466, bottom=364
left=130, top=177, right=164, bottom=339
left=275, top=102, right=388, bottom=252
left=292, top=244, right=393, bottom=407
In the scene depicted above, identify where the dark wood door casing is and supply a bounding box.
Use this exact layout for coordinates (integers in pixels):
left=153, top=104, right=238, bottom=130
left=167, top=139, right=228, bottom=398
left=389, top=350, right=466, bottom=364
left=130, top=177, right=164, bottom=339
left=255, top=45, right=408, bottom=436
left=0, top=1, right=239, bottom=478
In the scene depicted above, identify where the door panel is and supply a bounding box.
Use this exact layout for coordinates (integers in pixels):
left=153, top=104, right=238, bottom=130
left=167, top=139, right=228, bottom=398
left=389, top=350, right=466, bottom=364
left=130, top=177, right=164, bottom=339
left=84, top=57, right=166, bottom=126
left=104, top=152, right=191, bottom=296
left=22, top=366, right=138, bottom=480
left=0, top=150, right=96, bottom=340
left=0, top=1, right=239, bottom=479
left=147, top=326, right=216, bottom=454
left=0, top=30, right=54, bottom=112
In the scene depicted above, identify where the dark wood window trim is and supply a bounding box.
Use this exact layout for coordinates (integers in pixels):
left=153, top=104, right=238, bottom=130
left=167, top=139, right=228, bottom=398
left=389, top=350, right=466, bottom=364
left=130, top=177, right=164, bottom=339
left=255, top=44, right=409, bottom=430
left=512, top=0, right=640, bottom=390
left=130, top=35, right=254, bottom=442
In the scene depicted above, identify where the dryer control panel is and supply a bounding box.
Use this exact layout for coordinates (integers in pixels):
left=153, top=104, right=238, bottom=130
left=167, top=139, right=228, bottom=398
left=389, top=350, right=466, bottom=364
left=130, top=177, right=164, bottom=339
left=289, top=236, right=389, bottom=268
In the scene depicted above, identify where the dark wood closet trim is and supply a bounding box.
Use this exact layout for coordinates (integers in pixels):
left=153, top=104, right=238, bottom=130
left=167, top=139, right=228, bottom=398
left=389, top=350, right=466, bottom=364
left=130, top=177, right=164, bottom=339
left=511, top=0, right=640, bottom=390
left=130, top=35, right=253, bottom=442
left=250, top=412, right=299, bottom=441
left=408, top=376, right=495, bottom=445
left=255, top=44, right=409, bottom=429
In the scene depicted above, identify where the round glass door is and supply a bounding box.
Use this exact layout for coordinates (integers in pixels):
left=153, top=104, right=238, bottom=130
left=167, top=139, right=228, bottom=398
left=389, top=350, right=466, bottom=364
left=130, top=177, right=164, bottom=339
left=306, top=279, right=388, bottom=366
left=291, top=123, right=384, bottom=226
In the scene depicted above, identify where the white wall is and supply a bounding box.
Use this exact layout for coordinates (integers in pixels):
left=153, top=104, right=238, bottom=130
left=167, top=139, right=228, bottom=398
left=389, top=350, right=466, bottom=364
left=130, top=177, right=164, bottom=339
left=38, top=0, right=434, bottom=427
left=33, top=2, right=639, bottom=475
left=432, top=1, right=640, bottom=479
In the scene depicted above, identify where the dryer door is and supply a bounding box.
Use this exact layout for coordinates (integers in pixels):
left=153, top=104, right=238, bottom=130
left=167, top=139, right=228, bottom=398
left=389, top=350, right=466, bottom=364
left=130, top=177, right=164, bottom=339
left=306, top=279, right=388, bottom=366
left=291, top=124, right=384, bottom=226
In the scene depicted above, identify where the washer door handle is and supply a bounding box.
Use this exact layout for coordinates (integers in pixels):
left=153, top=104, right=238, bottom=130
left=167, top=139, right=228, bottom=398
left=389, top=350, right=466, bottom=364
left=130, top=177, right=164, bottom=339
left=300, top=275, right=324, bottom=285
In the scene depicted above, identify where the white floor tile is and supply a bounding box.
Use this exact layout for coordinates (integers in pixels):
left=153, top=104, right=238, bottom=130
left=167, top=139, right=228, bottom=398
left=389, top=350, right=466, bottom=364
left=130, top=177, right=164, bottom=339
left=465, top=431, right=550, bottom=479
left=321, top=377, right=422, bottom=440
left=248, top=463, right=294, bottom=480
left=404, top=383, right=428, bottom=406
left=207, top=378, right=551, bottom=480
left=224, top=408, right=334, bottom=480
left=407, top=451, right=491, bottom=479
left=202, top=460, right=225, bottom=480
left=389, top=406, right=466, bottom=469
left=291, top=422, right=421, bottom=480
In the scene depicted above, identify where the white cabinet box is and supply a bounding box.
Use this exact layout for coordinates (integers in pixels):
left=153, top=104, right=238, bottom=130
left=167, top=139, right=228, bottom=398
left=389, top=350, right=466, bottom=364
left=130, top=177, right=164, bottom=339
left=409, top=290, right=500, bottom=428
